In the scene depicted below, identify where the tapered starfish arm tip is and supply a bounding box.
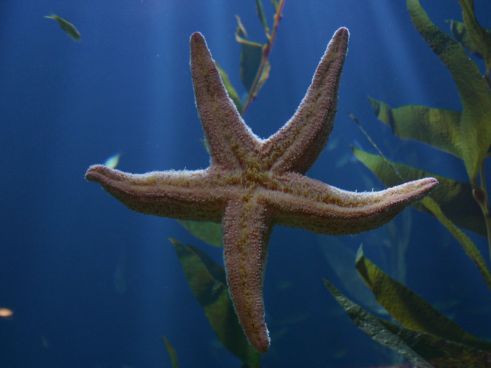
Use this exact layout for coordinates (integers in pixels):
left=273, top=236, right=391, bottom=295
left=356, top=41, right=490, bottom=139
left=190, top=32, right=259, bottom=170
left=85, top=164, right=107, bottom=182
left=86, top=29, right=439, bottom=353
left=389, top=176, right=438, bottom=198
left=223, top=200, right=272, bottom=352
left=85, top=164, right=225, bottom=221
left=85, top=164, right=136, bottom=190
left=262, top=26, right=349, bottom=174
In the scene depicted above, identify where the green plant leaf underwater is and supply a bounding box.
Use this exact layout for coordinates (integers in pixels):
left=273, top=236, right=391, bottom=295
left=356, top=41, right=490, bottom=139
left=170, top=239, right=260, bottom=367
left=162, top=337, right=179, bottom=368
left=45, top=14, right=81, bottom=41
left=324, top=251, right=491, bottom=366
left=178, top=220, right=223, bottom=248
left=406, top=0, right=491, bottom=180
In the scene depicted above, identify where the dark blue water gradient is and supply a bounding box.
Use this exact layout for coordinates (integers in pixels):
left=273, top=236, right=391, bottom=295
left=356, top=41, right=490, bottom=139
left=0, top=1, right=490, bottom=367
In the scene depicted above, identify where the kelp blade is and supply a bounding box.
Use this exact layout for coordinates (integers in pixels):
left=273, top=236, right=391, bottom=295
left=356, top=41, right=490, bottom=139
left=407, top=0, right=491, bottom=179
left=368, top=98, right=461, bottom=159
left=351, top=249, right=491, bottom=365
left=170, top=239, right=260, bottom=367
left=104, top=153, right=121, bottom=169
left=448, top=19, right=480, bottom=57
left=324, top=276, right=491, bottom=366
left=323, top=279, right=433, bottom=368
left=355, top=246, right=484, bottom=346
left=45, top=14, right=81, bottom=41
left=162, top=337, right=179, bottom=368
left=458, top=0, right=491, bottom=72
left=238, top=39, right=263, bottom=93
left=318, top=237, right=381, bottom=312
left=178, top=220, right=223, bottom=247
left=420, top=196, right=491, bottom=290
left=216, top=65, right=243, bottom=112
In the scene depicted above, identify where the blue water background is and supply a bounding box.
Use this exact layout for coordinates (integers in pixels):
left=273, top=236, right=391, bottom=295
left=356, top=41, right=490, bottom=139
left=1, top=0, right=490, bottom=367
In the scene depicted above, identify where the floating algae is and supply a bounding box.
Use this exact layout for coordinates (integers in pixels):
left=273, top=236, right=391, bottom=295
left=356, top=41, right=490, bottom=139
left=45, top=14, right=81, bottom=41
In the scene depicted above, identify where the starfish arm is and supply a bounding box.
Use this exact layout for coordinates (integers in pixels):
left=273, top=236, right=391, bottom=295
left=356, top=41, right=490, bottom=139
left=260, top=27, right=349, bottom=174
left=190, top=32, right=260, bottom=170
left=222, top=199, right=272, bottom=353
left=85, top=164, right=226, bottom=221
left=265, top=174, right=438, bottom=234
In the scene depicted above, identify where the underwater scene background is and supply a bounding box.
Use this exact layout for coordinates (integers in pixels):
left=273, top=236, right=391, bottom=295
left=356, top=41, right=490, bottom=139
left=1, top=0, right=491, bottom=367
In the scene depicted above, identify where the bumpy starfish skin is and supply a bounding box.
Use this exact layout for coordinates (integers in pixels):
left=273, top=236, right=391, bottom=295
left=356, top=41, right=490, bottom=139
left=86, top=29, right=438, bottom=352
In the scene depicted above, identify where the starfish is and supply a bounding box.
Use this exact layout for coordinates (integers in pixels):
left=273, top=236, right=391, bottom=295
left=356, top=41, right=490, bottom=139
left=86, top=28, right=438, bottom=353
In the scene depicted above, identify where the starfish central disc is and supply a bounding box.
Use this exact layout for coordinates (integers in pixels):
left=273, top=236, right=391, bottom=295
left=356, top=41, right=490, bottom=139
left=86, top=28, right=438, bottom=353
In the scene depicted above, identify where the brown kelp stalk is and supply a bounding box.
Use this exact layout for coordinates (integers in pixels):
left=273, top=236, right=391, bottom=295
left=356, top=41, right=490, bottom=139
left=241, top=0, right=286, bottom=114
